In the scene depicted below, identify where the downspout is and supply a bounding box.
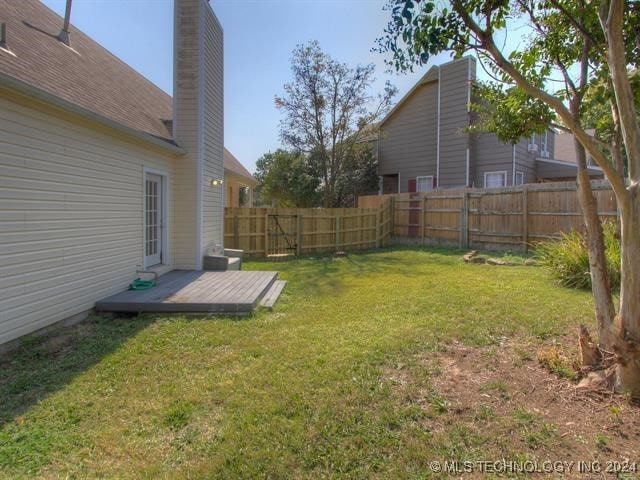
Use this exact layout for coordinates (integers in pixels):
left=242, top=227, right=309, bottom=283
left=466, top=58, right=472, bottom=187
left=436, top=67, right=441, bottom=188
left=377, top=133, right=382, bottom=195
left=512, top=144, right=516, bottom=186
left=466, top=148, right=470, bottom=187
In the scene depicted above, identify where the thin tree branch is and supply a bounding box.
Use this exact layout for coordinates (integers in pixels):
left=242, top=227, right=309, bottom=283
left=451, top=0, right=627, bottom=200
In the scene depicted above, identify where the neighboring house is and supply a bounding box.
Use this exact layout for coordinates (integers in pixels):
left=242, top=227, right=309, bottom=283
left=224, top=148, right=257, bottom=207
left=554, top=129, right=598, bottom=167
left=376, top=56, right=602, bottom=193
left=0, top=0, right=223, bottom=345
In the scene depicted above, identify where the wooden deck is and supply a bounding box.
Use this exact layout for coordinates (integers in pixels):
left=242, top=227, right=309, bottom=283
left=95, top=270, right=282, bottom=314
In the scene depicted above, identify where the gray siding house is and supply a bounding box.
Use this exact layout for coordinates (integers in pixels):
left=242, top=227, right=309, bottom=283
left=377, top=57, right=602, bottom=193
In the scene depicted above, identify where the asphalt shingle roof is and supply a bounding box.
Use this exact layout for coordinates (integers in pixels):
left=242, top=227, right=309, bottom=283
left=0, top=0, right=256, bottom=182
left=0, top=0, right=173, bottom=141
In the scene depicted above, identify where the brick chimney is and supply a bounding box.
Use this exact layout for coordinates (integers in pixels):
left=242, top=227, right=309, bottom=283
left=173, top=0, right=224, bottom=270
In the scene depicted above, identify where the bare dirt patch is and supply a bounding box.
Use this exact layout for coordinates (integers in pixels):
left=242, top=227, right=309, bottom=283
left=385, top=337, right=640, bottom=477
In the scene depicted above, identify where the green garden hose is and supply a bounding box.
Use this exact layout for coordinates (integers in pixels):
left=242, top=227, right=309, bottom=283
left=129, top=278, right=156, bottom=290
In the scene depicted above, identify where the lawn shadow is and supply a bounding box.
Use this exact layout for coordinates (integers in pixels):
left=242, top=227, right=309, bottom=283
left=339, top=246, right=464, bottom=275
left=250, top=245, right=528, bottom=301
left=0, top=315, right=155, bottom=427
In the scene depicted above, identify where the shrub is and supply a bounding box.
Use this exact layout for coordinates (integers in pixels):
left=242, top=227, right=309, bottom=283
left=535, top=221, right=620, bottom=290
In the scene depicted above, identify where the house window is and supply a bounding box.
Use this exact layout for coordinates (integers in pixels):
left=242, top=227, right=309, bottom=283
left=540, top=131, right=549, bottom=157
left=515, top=171, right=525, bottom=186
left=484, top=171, right=507, bottom=188
left=416, top=175, right=434, bottom=192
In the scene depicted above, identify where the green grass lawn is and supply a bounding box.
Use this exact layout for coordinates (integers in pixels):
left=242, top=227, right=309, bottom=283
left=0, top=248, right=601, bottom=478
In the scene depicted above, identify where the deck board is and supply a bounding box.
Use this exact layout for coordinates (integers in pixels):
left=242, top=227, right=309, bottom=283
left=260, top=281, right=288, bottom=310
left=95, top=270, right=279, bottom=314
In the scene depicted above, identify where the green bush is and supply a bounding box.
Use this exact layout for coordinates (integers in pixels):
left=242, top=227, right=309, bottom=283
left=536, top=221, right=620, bottom=290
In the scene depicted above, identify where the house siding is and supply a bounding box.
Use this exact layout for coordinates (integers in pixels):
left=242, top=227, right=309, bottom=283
left=474, top=133, right=514, bottom=187
left=379, top=82, right=438, bottom=192
left=173, top=0, right=200, bottom=269
left=378, top=57, right=570, bottom=190
left=174, top=0, right=224, bottom=267
left=0, top=91, right=177, bottom=345
left=200, top=3, right=224, bottom=251
left=514, top=139, right=536, bottom=184
left=438, top=57, right=474, bottom=188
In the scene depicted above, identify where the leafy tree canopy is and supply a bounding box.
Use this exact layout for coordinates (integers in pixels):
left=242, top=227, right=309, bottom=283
left=254, top=149, right=320, bottom=208
left=276, top=41, right=396, bottom=207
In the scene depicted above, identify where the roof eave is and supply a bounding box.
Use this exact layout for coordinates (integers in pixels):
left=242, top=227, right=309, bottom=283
left=536, top=157, right=603, bottom=171
left=0, top=71, right=185, bottom=156
left=224, top=167, right=258, bottom=186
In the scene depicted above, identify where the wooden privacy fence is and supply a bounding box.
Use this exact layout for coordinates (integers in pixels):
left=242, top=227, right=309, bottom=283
left=358, top=180, right=617, bottom=251
left=224, top=201, right=394, bottom=257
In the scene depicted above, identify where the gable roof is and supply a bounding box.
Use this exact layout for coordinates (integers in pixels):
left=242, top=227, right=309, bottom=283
left=1, top=1, right=257, bottom=176
left=0, top=0, right=173, bottom=141
left=224, top=148, right=256, bottom=185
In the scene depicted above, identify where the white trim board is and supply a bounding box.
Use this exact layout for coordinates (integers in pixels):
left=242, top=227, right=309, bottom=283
left=536, top=157, right=603, bottom=171
left=436, top=67, right=441, bottom=188
left=142, top=166, right=171, bottom=269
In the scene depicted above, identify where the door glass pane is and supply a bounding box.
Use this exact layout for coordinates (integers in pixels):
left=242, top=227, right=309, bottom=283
left=144, top=175, right=163, bottom=265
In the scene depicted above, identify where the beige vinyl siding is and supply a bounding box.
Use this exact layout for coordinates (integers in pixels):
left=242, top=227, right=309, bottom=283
left=201, top=3, right=224, bottom=250
left=174, top=0, right=224, bottom=263
left=379, top=82, right=438, bottom=192
left=438, top=57, right=473, bottom=188
left=0, top=90, right=177, bottom=345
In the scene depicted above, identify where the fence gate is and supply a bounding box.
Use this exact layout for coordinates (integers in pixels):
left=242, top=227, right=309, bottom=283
left=267, top=214, right=298, bottom=257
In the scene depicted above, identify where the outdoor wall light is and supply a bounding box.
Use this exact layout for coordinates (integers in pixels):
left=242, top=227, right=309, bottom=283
left=210, top=179, right=224, bottom=187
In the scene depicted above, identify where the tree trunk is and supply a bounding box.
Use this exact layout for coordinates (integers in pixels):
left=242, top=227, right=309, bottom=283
left=573, top=139, right=617, bottom=351
left=615, top=190, right=640, bottom=397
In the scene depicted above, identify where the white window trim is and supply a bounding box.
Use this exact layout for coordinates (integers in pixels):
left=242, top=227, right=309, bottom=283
left=484, top=170, right=508, bottom=188
left=143, top=166, right=171, bottom=269
left=515, top=171, right=525, bottom=186
left=416, top=175, right=434, bottom=192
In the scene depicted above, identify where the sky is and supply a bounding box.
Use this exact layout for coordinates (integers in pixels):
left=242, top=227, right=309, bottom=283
left=40, top=0, right=456, bottom=173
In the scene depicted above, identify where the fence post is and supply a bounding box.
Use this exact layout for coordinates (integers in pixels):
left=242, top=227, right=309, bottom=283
left=335, top=215, right=342, bottom=250
left=264, top=212, right=269, bottom=257
left=233, top=214, right=239, bottom=249
left=522, top=185, right=529, bottom=252
left=460, top=191, right=469, bottom=249
left=296, top=214, right=303, bottom=256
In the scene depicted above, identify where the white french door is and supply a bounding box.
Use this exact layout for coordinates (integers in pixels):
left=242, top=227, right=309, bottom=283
left=144, top=173, right=163, bottom=267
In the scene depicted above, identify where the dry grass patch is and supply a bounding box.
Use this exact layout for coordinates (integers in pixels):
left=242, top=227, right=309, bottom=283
left=383, top=336, right=640, bottom=474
